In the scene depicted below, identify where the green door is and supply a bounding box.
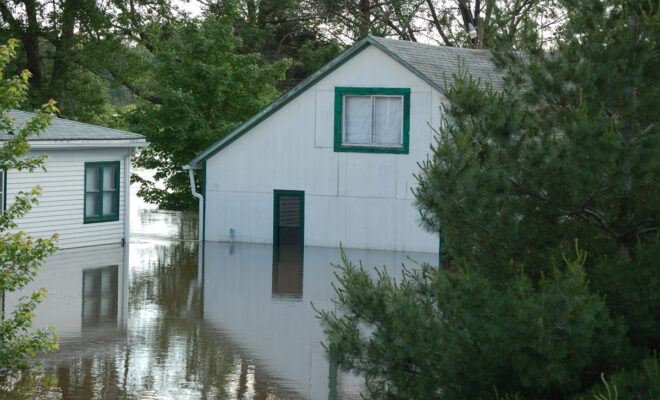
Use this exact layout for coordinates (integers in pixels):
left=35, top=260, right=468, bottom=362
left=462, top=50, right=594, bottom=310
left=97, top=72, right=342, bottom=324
left=273, top=190, right=304, bottom=248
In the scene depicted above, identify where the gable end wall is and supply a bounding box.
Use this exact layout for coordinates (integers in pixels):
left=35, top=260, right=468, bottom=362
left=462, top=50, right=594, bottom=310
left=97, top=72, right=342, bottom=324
left=205, top=45, right=445, bottom=252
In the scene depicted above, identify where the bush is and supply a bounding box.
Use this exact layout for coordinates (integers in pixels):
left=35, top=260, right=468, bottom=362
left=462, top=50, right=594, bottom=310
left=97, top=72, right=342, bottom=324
left=318, top=245, right=626, bottom=400
left=577, top=356, right=660, bottom=400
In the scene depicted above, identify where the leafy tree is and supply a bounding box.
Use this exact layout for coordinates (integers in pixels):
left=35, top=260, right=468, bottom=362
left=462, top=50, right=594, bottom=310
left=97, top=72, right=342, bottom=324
left=128, top=16, right=290, bottom=210
left=312, top=0, right=563, bottom=49
left=0, top=0, right=181, bottom=124
left=319, top=0, right=659, bottom=398
left=0, top=39, right=59, bottom=375
left=201, top=0, right=343, bottom=88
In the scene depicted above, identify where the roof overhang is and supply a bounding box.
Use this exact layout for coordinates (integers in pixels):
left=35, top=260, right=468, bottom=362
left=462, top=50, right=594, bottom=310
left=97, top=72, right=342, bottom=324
left=25, top=139, right=148, bottom=150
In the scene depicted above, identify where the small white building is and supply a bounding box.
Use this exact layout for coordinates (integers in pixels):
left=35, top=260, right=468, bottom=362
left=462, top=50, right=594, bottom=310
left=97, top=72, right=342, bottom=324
left=185, top=36, right=502, bottom=253
left=1, top=110, right=147, bottom=249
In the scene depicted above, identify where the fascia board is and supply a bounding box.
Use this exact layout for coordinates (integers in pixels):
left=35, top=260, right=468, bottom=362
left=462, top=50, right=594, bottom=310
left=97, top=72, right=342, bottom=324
left=26, top=139, right=148, bottom=150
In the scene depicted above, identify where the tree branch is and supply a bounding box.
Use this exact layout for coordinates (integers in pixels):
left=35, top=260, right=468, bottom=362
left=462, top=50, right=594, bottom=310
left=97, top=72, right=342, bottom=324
left=425, top=0, right=453, bottom=46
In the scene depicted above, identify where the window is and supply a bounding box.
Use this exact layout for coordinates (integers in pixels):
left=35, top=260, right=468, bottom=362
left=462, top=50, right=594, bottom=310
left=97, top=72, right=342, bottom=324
left=84, top=162, right=120, bottom=223
left=334, top=87, right=410, bottom=154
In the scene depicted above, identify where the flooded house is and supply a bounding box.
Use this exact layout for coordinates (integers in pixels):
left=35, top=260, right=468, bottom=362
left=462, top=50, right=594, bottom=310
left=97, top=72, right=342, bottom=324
left=1, top=110, right=147, bottom=248
left=184, top=36, right=502, bottom=253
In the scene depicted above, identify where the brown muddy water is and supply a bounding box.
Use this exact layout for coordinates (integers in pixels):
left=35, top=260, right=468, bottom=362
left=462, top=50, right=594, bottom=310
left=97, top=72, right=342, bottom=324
left=2, top=188, right=437, bottom=399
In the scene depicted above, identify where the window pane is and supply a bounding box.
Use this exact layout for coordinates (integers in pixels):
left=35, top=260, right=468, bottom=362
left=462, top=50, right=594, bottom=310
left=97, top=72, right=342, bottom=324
left=103, top=192, right=117, bottom=215
left=344, top=96, right=372, bottom=144
left=103, top=167, right=116, bottom=190
left=85, top=192, right=100, bottom=216
left=86, top=167, right=100, bottom=191
left=374, top=97, right=403, bottom=145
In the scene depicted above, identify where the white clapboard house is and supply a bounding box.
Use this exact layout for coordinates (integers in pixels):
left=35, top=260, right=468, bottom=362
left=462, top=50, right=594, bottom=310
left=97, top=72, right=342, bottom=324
left=1, top=110, right=147, bottom=249
left=184, top=36, right=503, bottom=253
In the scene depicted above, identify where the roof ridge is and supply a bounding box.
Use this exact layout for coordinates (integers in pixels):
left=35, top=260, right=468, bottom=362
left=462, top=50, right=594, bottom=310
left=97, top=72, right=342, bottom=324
left=367, top=35, right=492, bottom=55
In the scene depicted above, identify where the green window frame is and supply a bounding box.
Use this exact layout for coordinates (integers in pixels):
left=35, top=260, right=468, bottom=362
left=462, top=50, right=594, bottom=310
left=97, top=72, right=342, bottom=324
left=334, top=87, right=410, bottom=154
left=84, top=161, right=120, bottom=223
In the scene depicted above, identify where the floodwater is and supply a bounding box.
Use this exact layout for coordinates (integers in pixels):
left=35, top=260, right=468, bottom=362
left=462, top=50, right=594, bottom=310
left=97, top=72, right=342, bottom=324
left=3, top=189, right=437, bottom=399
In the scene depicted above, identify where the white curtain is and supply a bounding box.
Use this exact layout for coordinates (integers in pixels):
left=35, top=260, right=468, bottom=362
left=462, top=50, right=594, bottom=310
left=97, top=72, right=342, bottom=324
left=374, top=96, right=402, bottom=145
left=344, top=96, right=372, bottom=144
left=102, top=166, right=117, bottom=215
left=103, top=166, right=116, bottom=190
left=85, top=167, right=100, bottom=217
left=86, top=167, right=99, bottom=191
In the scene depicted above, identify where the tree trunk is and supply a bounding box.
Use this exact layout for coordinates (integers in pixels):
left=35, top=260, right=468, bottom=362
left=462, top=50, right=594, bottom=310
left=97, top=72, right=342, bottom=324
left=22, top=0, right=43, bottom=89
left=359, top=0, right=371, bottom=36
left=20, top=34, right=42, bottom=89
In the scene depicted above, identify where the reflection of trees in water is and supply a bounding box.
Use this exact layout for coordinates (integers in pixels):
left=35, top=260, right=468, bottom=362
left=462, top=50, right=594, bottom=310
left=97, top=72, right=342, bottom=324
left=136, top=209, right=199, bottom=240
left=39, top=240, right=302, bottom=400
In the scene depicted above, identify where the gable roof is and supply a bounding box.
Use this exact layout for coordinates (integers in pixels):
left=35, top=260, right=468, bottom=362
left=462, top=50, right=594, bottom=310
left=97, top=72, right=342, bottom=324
left=186, top=36, right=504, bottom=168
left=1, top=109, right=146, bottom=145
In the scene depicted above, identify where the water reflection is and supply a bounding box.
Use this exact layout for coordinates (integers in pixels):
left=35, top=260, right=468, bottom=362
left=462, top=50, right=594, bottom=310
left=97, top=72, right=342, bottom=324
left=272, top=246, right=304, bottom=300
left=201, top=242, right=438, bottom=400
left=3, top=205, right=437, bottom=399
left=82, top=265, right=119, bottom=329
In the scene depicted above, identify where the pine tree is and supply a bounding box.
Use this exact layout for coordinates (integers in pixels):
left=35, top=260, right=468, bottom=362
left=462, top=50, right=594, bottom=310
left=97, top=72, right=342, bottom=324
left=319, top=1, right=660, bottom=398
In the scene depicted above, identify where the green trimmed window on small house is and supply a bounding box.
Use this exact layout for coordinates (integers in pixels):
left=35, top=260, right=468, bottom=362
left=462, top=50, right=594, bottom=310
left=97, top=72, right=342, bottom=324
left=334, top=87, right=410, bottom=154
left=84, top=162, right=120, bottom=223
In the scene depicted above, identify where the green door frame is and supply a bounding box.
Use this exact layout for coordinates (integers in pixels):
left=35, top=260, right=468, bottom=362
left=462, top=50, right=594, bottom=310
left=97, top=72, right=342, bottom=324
left=273, top=190, right=305, bottom=248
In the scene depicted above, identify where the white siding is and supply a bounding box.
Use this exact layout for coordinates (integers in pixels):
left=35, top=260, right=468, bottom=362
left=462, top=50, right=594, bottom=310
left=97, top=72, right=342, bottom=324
left=3, top=244, right=127, bottom=338
left=6, top=148, right=131, bottom=249
left=204, top=45, right=446, bottom=252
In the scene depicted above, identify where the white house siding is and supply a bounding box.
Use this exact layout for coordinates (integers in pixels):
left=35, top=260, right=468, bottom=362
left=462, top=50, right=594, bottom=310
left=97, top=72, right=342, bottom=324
left=204, top=45, right=446, bottom=252
left=4, top=243, right=127, bottom=339
left=7, top=148, right=130, bottom=249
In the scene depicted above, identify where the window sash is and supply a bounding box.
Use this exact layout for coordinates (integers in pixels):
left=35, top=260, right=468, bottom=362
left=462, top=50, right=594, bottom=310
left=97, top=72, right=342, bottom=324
left=342, top=95, right=404, bottom=147
left=84, top=162, right=119, bottom=223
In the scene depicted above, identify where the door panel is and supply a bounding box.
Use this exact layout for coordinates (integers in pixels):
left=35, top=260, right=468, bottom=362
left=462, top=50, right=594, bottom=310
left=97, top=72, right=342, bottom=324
left=273, top=190, right=304, bottom=248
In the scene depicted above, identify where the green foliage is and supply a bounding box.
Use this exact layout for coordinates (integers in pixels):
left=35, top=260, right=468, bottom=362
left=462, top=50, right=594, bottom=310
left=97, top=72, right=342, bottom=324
left=318, top=245, right=624, bottom=399
left=128, top=15, right=291, bottom=210
left=312, top=0, right=562, bottom=49
left=0, top=39, right=59, bottom=376
left=0, top=369, right=59, bottom=398
left=319, top=0, right=659, bottom=398
left=413, top=0, right=660, bottom=350
left=581, top=356, right=660, bottom=400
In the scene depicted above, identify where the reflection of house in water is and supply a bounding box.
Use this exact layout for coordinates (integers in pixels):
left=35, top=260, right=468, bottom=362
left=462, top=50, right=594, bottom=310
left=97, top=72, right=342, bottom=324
left=202, top=242, right=437, bottom=400
left=82, top=265, right=119, bottom=329
left=272, top=246, right=304, bottom=300
left=4, top=244, right=127, bottom=340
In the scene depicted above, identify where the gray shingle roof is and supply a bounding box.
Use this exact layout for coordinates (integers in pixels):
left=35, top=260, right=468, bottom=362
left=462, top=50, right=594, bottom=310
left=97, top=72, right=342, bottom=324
left=369, top=36, right=506, bottom=91
left=1, top=109, right=145, bottom=142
